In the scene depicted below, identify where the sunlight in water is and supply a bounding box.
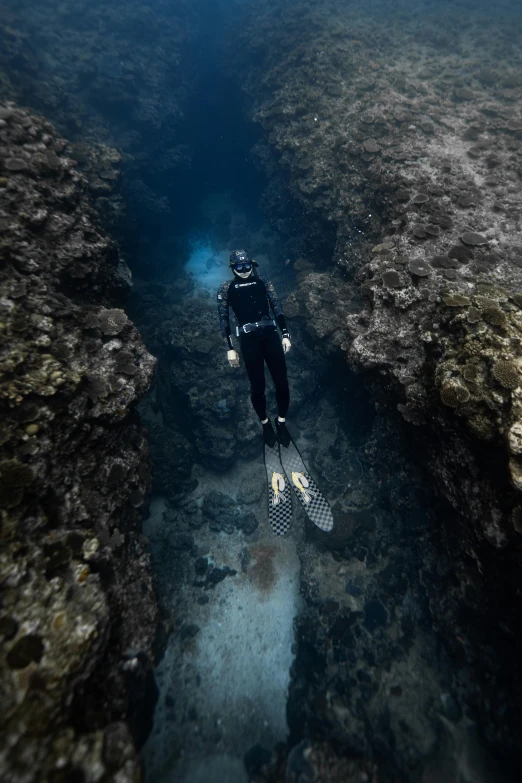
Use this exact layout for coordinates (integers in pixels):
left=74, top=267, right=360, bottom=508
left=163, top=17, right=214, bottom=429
left=184, top=239, right=230, bottom=292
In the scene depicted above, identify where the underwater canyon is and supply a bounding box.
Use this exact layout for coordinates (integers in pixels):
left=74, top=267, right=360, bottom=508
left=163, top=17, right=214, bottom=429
left=1, top=1, right=522, bottom=781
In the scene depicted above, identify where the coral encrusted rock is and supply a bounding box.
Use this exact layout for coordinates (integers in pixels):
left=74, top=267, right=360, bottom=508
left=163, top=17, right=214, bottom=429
left=228, top=0, right=522, bottom=757
left=493, top=359, right=520, bottom=390
left=229, top=0, right=522, bottom=545
left=0, top=103, right=157, bottom=782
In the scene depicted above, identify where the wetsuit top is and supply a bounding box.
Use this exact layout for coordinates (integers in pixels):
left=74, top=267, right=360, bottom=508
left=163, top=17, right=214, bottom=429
left=217, top=273, right=289, bottom=350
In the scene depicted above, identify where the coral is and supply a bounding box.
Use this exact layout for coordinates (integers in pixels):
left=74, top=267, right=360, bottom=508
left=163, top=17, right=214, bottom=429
left=482, top=306, right=507, bottom=328
left=223, top=0, right=522, bottom=767
left=372, top=241, right=395, bottom=254
left=432, top=254, right=458, bottom=269
left=98, top=308, right=130, bottom=336
left=461, top=231, right=488, bottom=247
left=448, top=245, right=474, bottom=262
left=114, top=350, right=137, bottom=375
left=382, top=270, right=403, bottom=288
left=363, top=139, right=381, bottom=154
left=492, top=360, right=520, bottom=390
left=0, top=104, right=157, bottom=782
left=440, top=382, right=470, bottom=407
left=457, top=193, right=477, bottom=208
left=442, top=293, right=470, bottom=307
left=455, top=87, right=474, bottom=101
left=408, top=259, right=431, bottom=277
left=462, top=365, right=478, bottom=381
left=5, top=157, right=27, bottom=171
left=85, top=373, right=109, bottom=402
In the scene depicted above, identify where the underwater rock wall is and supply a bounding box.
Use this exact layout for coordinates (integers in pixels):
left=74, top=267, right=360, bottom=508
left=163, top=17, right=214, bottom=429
left=0, top=0, right=208, bottom=500
left=230, top=0, right=522, bottom=564
left=0, top=103, right=157, bottom=781
left=226, top=0, right=522, bottom=755
left=0, top=0, right=199, bottom=272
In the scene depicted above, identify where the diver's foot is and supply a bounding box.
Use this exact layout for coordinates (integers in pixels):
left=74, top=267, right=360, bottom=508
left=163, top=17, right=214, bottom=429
left=275, top=418, right=291, bottom=448
left=262, top=418, right=277, bottom=448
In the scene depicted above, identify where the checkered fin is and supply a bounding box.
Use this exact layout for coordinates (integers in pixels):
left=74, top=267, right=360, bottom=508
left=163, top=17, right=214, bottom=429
left=264, top=445, right=293, bottom=536
left=279, top=441, right=333, bottom=532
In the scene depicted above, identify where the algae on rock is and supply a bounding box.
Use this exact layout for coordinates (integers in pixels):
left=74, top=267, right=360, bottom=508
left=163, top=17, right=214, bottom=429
left=0, top=103, right=157, bottom=782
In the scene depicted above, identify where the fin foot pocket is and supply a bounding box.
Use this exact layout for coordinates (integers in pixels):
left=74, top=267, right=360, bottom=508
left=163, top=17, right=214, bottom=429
left=275, top=419, right=291, bottom=447
left=263, top=418, right=277, bottom=448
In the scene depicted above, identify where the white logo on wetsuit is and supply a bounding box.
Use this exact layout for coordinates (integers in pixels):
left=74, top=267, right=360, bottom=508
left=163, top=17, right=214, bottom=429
left=235, top=281, right=256, bottom=288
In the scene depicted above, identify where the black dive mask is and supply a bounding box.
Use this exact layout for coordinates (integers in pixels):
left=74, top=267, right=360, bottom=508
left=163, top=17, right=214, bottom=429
left=233, top=262, right=252, bottom=273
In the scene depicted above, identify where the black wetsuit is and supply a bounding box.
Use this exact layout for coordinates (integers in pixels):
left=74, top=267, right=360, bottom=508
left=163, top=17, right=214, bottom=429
left=217, top=273, right=290, bottom=421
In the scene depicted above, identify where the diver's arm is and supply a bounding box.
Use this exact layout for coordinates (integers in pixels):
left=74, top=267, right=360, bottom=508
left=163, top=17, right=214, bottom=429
left=217, top=281, right=233, bottom=349
left=262, top=276, right=291, bottom=351
left=217, top=281, right=239, bottom=366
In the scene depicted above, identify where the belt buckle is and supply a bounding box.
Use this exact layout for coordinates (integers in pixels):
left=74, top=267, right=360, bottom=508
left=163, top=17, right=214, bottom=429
left=243, top=323, right=252, bottom=334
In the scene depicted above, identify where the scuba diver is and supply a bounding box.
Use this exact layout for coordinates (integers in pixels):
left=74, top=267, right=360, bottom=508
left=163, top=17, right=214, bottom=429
left=217, top=249, right=292, bottom=448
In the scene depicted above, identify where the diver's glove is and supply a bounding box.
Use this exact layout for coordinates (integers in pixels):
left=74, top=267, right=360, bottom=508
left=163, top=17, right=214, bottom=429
left=227, top=349, right=240, bottom=367
left=282, top=337, right=291, bottom=354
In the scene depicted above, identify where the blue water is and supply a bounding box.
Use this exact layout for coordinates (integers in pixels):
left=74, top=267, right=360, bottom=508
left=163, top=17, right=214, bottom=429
left=184, top=240, right=230, bottom=292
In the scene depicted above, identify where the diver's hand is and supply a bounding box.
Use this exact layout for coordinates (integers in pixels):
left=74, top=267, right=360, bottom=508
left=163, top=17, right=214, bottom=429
left=282, top=337, right=291, bottom=354
left=227, top=349, right=240, bottom=367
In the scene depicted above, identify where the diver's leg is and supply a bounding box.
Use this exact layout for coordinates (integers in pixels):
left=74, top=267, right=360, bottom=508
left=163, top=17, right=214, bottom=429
left=241, top=334, right=267, bottom=420
left=242, top=335, right=276, bottom=446
left=263, top=330, right=291, bottom=446
left=263, top=330, right=290, bottom=419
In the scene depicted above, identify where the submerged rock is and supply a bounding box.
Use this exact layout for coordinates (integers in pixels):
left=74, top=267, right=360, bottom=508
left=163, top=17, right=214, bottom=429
left=0, top=104, right=157, bottom=782
left=230, top=0, right=522, bottom=763
left=202, top=489, right=259, bottom=535
left=252, top=739, right=377, bottom=783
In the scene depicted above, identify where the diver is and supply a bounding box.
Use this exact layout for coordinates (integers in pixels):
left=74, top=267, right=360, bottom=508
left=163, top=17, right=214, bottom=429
left=217, top=249, right=291, bottom=448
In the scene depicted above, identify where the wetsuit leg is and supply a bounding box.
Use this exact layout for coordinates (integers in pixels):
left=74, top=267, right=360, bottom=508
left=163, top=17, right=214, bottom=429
left=240, top=334, right=267, bottom=420
left=263, top=330, right=290, bottom=419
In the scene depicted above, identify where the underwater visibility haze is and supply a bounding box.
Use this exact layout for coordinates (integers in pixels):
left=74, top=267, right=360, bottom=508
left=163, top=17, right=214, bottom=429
left=1, top=0, right=522, bottom=782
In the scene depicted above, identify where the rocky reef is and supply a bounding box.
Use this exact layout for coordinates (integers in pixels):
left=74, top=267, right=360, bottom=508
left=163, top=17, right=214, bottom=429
left=0, top=0, right=199, bottom=275
left=226, top=0, right=522, bottom=765
left=3, top=0, right=522, bottom=778
left=0, top=103, right=157, bottom=781
left=251, top=739, right=378, bottom=783
left=231, top=0, right=522, bottom=532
